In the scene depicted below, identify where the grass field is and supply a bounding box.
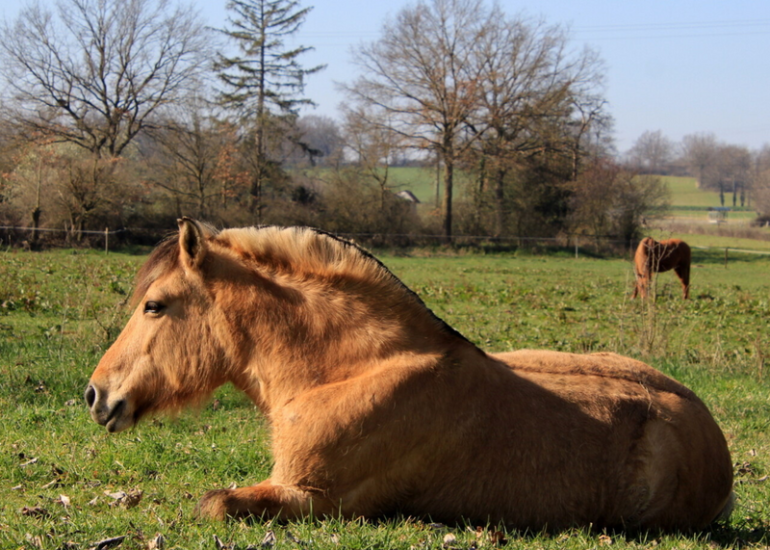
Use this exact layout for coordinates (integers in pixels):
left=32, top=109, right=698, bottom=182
left=378, top=170, right=761, bottom=228
left=382, top=171, right=744, bottom=210
left=2, top=246, right=770, bottom=549
left=661, top=176, right=727, bottom=209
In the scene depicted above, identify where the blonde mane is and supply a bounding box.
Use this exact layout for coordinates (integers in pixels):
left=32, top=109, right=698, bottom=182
left=219, top=226, right=388, bottom=283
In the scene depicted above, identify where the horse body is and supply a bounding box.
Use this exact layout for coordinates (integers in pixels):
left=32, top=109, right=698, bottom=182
left=633, top=237, right=691, bottom=299
left=86, top=219, right=732, bottom=531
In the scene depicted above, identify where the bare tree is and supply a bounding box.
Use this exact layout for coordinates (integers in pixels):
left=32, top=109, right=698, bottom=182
left=0, top=0, right=213, bottom=159
left=293, top=115, right=344, bottom=167
left=143, top=96, right=236, bottom=219
left=469, top=14, right=608, bottom=235
left=343, top=0, right=495, bottom=240
left=567, top=158, right=669, bottom=245
left=752, top=145, right=770, bottom=217
left=681, top=133, right=719, bottom=187
left=714, top=144, right=751, bottom=207
left=0, top=0, right=212, bottom=237
left=341, top=105, right=407, bottom=209
left=626, top=130, right=674, bottom=174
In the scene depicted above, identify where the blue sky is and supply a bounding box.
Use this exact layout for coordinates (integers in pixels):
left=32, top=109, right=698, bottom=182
left=3, top=0, right=770, bottom=154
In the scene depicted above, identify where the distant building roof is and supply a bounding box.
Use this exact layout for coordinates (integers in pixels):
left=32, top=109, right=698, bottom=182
left=395, top=190, right=420, bottom=203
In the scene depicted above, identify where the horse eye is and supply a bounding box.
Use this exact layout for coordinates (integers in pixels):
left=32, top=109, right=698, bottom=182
left=144, top=301, right=165, bottom=315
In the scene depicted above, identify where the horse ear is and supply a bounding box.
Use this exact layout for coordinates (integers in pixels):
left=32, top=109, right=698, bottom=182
left=177, top=217, right=207, bottom=269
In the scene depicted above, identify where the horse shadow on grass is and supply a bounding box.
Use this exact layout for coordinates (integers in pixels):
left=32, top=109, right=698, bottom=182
left=226, top=513, right=769, bottom=549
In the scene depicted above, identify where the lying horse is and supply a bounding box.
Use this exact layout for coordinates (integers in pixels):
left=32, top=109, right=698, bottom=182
left=85, top=219, right=733, bottom=531
left=632, top=237, right=691, bottom=299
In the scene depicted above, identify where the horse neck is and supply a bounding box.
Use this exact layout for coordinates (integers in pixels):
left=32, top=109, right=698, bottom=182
left=222, top=267, right=459, bottom=412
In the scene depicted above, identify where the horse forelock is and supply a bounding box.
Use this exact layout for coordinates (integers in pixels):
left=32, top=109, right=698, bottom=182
left=130, top=236, right=181, bottom=308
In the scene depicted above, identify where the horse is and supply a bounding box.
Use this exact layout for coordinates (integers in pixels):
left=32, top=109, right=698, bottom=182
left=632, top=237, right=692, bottom=299
left=85, top=219, right=733, bottom=531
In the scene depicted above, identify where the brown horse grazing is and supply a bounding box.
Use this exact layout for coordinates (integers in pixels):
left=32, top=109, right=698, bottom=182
left=85, top=219, right=733, bottom=531
left=632, top=237, right=692, bottom=299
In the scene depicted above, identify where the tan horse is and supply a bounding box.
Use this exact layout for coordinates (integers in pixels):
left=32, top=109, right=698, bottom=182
left=632, top=237, right=692, bottom=299
left=86, top=219, right=733, bottom=531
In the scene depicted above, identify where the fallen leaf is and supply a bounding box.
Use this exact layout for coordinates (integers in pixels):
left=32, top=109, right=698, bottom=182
left=213, top=534, right=232, bottom=550
left=148, top=533, right=165, bottom=550
left=41, top=479, right=62, bottom=489
left=285, top=530, right=306, bottom=545
left=25, top=533, right=43, bottom=548
left=21, top=506, right=50, bottom=518
left=599, top=534, right=613, bottom=546
left=105, top=489, right=143, bottom=508
left=89, top=535, right=125, bottom=550
left=442, top=533, right=458, bottom=548
left=57, top=494, right=72, bottom=508
left=489, top=530, right=507, bottom=546
left=261, top=530, right=277, bottom=548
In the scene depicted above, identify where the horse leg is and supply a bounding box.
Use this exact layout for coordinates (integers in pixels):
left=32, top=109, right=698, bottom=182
left=674, top=265, right=690, bottom=299
left=634, top=276, right=649, bottom=299
left=196, top=479, right=334, bottom=521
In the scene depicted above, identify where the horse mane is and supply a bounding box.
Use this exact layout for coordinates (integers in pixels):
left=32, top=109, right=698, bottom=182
left=131, top=225, right=471, bottom=344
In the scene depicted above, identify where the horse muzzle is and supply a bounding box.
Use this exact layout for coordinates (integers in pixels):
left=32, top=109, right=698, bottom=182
left=84, top=383, right=136, bottom=433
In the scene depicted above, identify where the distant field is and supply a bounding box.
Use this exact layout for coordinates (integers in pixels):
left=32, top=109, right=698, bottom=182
left=387, top=171, right=752, bottom=212
left=662, top=176, right=727, bottom=208
left=648, top=231, right=770, bottom=252
left=386, top=166, right=445, bottom=205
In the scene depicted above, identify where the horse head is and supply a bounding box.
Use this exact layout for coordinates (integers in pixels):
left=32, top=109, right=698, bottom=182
left=85, top=218, right=230, bottom=432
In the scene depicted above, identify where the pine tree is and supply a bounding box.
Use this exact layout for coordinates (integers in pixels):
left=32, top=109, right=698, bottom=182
left=216, top=0, right=325, bottom=219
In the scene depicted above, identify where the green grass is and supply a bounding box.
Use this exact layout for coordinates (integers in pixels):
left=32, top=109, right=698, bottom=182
left=663, top=176, right=726, bottom=208
left=387, top=172, right=743, bottom=212
left=646, top=231, right=770, bottom=252
left=2, top=247, right=770, bottom=548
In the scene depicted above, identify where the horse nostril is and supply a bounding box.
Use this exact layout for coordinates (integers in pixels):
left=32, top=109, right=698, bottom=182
left=84, top=385, right=96, bottom=408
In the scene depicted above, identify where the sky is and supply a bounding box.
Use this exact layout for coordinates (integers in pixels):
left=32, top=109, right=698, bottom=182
left=2, top=0, right=770, bottom=155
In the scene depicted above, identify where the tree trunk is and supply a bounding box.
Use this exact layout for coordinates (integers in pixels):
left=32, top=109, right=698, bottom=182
left=494, top=168, right=507, bottom=237
left=442, top=158, right=454, bottom=242
left=29, top=206, right=41, bottom=249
